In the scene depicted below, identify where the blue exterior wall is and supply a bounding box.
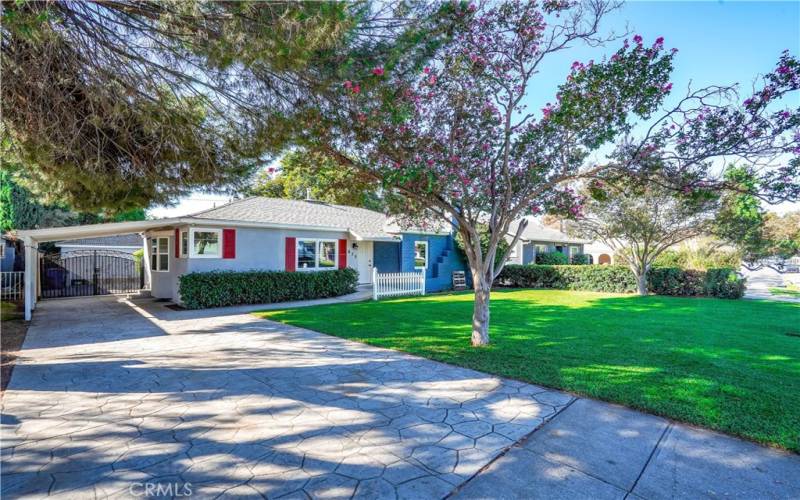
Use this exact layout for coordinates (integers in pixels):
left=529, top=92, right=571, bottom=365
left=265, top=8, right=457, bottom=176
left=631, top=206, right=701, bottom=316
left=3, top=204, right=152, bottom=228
left=1, top=240, right=16, bottom=272
left=399, top=233, right=467, bottom=292
left=373, top=241, right=401, bottom=273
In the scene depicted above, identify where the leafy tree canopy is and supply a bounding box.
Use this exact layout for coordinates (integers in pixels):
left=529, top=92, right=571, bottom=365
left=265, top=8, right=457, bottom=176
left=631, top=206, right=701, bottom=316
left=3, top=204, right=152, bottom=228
left=0, top=1, right=382, bottom=211
left=574, top=177, right=719, bottom=295
left=0, top=170, right=146, bottom=232
left=245, top=150, right=385, bottom=211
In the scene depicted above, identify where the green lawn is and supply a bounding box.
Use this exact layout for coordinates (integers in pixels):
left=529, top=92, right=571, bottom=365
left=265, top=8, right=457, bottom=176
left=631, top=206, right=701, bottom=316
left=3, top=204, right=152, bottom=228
left=257, top=289, right=800, bottom=452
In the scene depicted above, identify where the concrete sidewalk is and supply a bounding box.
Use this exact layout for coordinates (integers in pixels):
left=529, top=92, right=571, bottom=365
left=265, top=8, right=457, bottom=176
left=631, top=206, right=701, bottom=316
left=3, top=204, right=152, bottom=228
left=456, top=398, right=800, bottom=499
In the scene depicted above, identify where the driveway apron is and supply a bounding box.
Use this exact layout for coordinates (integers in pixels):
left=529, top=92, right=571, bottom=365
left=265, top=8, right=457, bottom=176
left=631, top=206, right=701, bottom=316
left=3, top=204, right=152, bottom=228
left=1, top=296, right=572, bottom=498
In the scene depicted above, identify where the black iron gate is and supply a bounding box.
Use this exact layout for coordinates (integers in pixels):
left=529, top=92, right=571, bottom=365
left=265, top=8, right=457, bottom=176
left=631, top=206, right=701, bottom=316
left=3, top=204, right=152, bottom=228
left=40, top=250, right=143, bottom=298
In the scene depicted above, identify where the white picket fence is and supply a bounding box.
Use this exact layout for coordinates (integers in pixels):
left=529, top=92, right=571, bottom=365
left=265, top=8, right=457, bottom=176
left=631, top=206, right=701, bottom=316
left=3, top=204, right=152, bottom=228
left=1, top=271, right=24, bottom=302
left=372, top=268, right=425, bottom=300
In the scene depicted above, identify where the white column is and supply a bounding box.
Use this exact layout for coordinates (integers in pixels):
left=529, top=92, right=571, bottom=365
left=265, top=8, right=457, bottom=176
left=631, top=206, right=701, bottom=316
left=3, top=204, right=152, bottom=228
left=372, top=267, right=378, bottom=300
left=142, top=233, right=152, bottom=290
left=23, top=236, right=34, bottom=320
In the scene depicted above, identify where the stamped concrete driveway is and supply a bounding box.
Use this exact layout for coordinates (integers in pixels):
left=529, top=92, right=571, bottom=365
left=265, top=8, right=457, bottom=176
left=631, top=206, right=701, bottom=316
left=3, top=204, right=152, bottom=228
left=1, top=296, right=572, bottom=498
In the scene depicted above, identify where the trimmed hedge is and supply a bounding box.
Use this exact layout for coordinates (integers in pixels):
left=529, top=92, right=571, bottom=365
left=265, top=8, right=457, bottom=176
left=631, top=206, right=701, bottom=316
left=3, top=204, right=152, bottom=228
left=495, top=265, right=745, bottom=299
left=536, top=252, right=568, bottom=265
left=179, top=268, right=359, bottom=309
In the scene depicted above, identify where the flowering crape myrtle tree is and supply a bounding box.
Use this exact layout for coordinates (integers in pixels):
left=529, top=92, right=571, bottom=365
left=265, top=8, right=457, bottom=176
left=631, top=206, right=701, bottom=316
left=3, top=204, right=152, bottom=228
left=311, top=1, right=800, bottom=346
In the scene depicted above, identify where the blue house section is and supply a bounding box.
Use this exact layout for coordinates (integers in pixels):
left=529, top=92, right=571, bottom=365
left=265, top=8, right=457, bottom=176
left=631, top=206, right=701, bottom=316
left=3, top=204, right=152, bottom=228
left=399, top=233, right=468, bottom=292
left=373, top=241, right=401, bottom=273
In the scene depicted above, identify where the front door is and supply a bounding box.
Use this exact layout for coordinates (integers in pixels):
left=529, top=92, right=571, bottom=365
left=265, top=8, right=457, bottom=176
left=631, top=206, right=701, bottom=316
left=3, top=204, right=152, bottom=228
left=355, top=241, right=373, bottom=284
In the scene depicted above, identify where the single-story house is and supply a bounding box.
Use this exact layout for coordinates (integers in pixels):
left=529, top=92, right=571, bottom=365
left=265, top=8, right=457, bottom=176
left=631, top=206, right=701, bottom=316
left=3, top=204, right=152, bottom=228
left=506, top=217, right=589, bottom=264
left=54, top=234, right=143, bottom=256
left=17, top=197, right=468, bottom=318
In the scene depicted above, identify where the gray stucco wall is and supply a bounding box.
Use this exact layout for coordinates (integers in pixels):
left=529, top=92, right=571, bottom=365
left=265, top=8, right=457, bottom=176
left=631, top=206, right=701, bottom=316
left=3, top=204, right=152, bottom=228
left=148, top=226, right=351, bottom=303
left=149, top=234, right=182, bottom=300
left=186, top=227, right=349, bottom=274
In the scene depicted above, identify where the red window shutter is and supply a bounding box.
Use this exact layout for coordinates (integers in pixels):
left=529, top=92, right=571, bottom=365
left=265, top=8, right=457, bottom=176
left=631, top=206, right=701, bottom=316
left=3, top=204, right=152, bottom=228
left=222, top=229, right=236, bottom=259
left=285, top=237, right=296, bottom=272
left=174, top=229, right=180, bottom=258
left=338, top=239, right=347, bottom=269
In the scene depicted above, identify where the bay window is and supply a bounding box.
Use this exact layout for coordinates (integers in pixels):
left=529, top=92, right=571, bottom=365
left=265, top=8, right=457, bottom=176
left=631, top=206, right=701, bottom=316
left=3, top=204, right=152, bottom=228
left=150, top=237, right=169, bottom=272
left=297, top=239, right=338, bottom=270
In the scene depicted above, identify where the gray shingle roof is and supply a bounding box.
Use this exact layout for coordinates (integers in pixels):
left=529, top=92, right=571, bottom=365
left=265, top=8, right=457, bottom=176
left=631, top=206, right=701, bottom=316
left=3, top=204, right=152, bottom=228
left=55, top=234, right=143, bottom=247
left=190, top=197, right=394, bottom=239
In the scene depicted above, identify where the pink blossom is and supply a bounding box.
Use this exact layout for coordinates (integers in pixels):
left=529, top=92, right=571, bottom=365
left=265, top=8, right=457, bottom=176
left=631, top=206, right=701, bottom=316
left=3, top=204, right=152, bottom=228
left=352, top=84, right=361, bottom=94
left=662, top=83, right=673, bottom=93
left=343, top=80, right=352, bottom=89
left=633, top=34, right=643, bottom=45
left=423, top=66, right=431, bottom=74
left=428, top=75, right=437, bottom=86
left=372, top=67, right=385, bottom=77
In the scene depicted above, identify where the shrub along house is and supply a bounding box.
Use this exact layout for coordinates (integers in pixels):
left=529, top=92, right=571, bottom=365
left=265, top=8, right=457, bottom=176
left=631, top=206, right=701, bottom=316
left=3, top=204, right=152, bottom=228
left=17, top=197, right=467, bottom=317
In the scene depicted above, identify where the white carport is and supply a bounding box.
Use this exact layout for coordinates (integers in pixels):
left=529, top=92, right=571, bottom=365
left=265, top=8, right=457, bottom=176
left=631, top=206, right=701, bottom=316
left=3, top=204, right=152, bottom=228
left=17, top=218, right=188, bottom=320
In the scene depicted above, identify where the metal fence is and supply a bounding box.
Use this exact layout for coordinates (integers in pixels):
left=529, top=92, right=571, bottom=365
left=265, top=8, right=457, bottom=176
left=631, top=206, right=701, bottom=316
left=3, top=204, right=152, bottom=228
left=1, top=271, right=24, bottom=303
left=372, top=268, right=425, bottom=300
left=40, top=250, right=142, bottom=298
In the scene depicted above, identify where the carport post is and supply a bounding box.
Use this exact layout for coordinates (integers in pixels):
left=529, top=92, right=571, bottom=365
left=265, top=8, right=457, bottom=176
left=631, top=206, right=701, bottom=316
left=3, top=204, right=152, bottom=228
left=23, top=236, right=35, bottom=321
left=141, top=233, right=151, bottom=290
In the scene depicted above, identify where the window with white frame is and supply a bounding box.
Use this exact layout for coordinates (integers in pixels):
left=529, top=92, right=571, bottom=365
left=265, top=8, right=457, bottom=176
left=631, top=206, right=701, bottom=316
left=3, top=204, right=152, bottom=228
left=535, top=244, right=548, bottom=254
left=569, top=245, right=580, bottom=256
left=190, top=228, right=221, bottom=258
left=414, top=241, right=428, bottom=269
left=297, top=239, right=338, bottom=270
left=180, top=230, right=188, bottom=257
left=150, top=237, right=169, bottom=272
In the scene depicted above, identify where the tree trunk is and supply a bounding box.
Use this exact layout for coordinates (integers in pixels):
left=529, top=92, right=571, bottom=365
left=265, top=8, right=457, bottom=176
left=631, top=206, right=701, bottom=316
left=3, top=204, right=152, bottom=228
left=472, top=280, right=491, bottom=346
left=633, top=265, right=649, bottom=296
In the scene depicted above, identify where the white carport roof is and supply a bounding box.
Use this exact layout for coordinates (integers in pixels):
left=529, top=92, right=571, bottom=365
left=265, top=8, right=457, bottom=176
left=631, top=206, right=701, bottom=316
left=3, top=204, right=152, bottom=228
left=17, top=218, right=183, bottom=243
left=15, top=216, right=390, bottom=244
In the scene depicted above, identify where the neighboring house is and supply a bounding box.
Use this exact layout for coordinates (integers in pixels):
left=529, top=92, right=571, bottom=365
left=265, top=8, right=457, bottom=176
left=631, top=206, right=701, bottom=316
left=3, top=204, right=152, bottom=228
left=54, top=234, right=143, bottom=256
left=583, top=240, right=616, bottom=265
left=1, top=234, right=17, bottom=272
left=17, top=197, right=468, bottom=310
left=506, top=217, right=589, bottom=264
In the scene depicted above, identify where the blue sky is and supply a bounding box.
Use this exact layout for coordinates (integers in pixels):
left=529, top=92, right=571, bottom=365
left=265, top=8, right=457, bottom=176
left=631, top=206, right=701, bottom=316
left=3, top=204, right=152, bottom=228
left=524, top=1, right=799, bottom=111
left=151, top=1, right=800, bottom=218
